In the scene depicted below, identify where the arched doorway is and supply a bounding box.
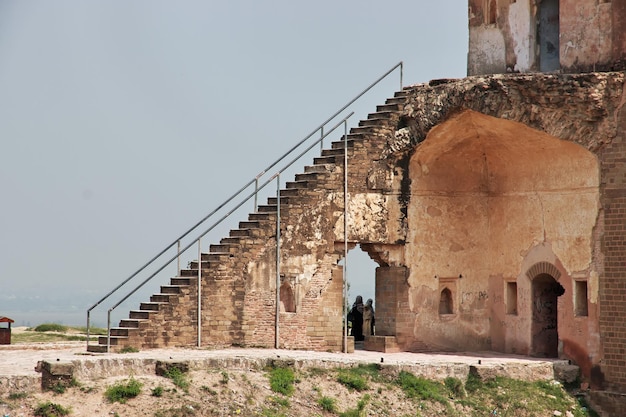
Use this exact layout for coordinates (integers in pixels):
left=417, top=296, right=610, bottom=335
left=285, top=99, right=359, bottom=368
left=531, top=273, right=564, bottom=358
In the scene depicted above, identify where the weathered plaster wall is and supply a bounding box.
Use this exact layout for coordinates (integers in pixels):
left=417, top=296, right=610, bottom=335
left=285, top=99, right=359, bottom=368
left=560, top=0, right=613, bottom=72
left=468, top=0, right=626, bottom=75
left=402, top=110, right=599, bottom=353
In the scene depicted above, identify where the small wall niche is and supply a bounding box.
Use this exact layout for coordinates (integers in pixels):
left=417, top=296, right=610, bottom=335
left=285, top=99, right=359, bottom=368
left=280, top=281, right=296, bottom=313
left=439, top=288, right=454, bottom=314
left=506, top=281, right=518, bottom=315
left=574, top=280, right=588, bottom=317
left=437, top=276, right=459, bottom=316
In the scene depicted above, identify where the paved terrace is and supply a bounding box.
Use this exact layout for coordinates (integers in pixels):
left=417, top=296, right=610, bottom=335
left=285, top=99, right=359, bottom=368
left=0, top=342, right=571, bottom=395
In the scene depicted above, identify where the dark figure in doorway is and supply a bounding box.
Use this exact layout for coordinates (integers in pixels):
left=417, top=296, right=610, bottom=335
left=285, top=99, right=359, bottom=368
left=363, top=298, right=375, bottom=336
left=350, top=295, right=364, bottom=341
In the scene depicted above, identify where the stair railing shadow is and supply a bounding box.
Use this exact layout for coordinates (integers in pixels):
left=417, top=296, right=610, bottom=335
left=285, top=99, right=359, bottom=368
left=86, top=61, right=403, bottom=352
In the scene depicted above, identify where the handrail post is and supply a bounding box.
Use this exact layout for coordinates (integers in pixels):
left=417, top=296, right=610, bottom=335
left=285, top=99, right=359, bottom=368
left=275, top=173, right=281, bottom=349
left=107, top=309, right=111, bottom=354
left=343, top=120, right=349, bottom=354
left=86, top=311, right=90, bottom=351
left=254, top=177, right=259, bottom=212
left=177, top=240, right=181, bottom=276
left=197, top=238, right=202, bottom=347
left=400, top=61, right=404, bottom=89
left=320, top=126, right=324, bottom=153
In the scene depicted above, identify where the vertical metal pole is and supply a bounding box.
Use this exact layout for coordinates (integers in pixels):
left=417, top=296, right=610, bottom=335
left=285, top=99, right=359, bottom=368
left=86, top=312, right=90, bottom=351
left=343, top=120, right=349, bottom=354
left=275, top=174, right=281, bottom=349
left=177, top=240, right=181, bottom=276
left=320, top=126, right=324, bottom=153
left=254, top=178, right=259, bottom=212
left=400, top=61, right=404, bottom=89
left=197, top=238, right=202, bottom=347
left=107, top=310, right=111, bottom=353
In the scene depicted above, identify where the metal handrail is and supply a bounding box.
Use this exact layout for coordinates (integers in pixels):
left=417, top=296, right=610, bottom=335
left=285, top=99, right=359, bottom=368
left=86, top=61, right=403, bottom=350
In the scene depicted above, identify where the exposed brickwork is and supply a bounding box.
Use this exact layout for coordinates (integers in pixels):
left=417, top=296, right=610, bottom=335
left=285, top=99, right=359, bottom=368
left=596, top=83, right=626, bottom=395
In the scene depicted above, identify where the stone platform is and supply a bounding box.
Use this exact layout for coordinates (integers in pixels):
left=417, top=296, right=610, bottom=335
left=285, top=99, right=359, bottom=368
left=0, top=342, right=574, bottom=396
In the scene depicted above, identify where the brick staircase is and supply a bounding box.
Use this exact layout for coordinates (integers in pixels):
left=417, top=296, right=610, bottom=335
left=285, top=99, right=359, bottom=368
left=88, top=87, right=411, bottom=353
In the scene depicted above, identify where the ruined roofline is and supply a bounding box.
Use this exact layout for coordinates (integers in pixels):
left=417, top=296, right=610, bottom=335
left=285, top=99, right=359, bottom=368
left=389, top=71, right=626, bottom=157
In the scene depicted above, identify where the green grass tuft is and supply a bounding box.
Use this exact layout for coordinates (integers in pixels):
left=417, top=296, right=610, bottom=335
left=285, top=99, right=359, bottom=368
left=396, top=371, right=448, bottom=404
left=34, top=401, right=71, bottom=417
left=318, top=395, right=337, bottom=412
left=33, top=323, right=68, bottom=333
left=104, top=377, right=142, bottom=403
left=165, top=367, right=190, bottom=392
left=269, top=367, right=295, bottom=396
left=337, top=370, right=368, bottom=391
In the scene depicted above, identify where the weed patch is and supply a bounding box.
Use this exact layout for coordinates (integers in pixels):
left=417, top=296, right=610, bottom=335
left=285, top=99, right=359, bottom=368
left=396, top=371, right=448, bottom=404
left=318, top=395, right=337, bottom=413
left=33, top=324, right=68, bottom=333
left=8, top=391, right=28, bottom=400
left=339, top=393, right=370, bottom=417
left=337, top=370, right=368, bottom=391
left=104, top=377, right=142, bottom=403
left=268, top=367, right=295, bottom=396
left=165, top=367, right=190, bottom=392
left=33, top=401, right=71, bottom=417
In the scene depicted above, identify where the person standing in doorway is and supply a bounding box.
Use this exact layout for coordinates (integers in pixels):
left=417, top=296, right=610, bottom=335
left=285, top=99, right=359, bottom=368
left=350, top=295, right=364, bottom=341
left=363, top=298, right=375, bottom=336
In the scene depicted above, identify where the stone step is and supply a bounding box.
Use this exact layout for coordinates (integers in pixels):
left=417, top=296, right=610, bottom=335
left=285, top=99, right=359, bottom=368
left=295, top=172, right=320, bottom=182
left=249, top=212, right=273, bottom=221
left=139, top=302, right=163, bottom=311
left=129, top=310, right=152, bottom=320
left=220, top=237, right=242, bottom=245
left=267, top=197, right=291, bottom=206
left=257, top=204, right=278, bottom=213
left=313, top=155, right=337, bottom=165
left=171, top=277, right=192, bottom=286
left=150, top=293, right=171, bottom=303
left=377, top=103, right=402, bottom=112
left=230, top=229, right=251, bottom=238
left=304, top=164, right=332, bottom=173
left=286, top=180, right=309, bottom=189
left=359, top=118, right=382, bottom=127
left=189, top=260, right=210, bottom=270
left=181, top=268, right=202, bottom=276
left=367, top=110, right=395, bottom=120
left=239, top=221, right=260, bottom=229
left=110, top=327, right=130, bottom=337
left=385, top=96, right=406, bottom=105
left=331, top=138, right=358, bottom=150
left=86, top=344, right=108, bottom=353
left=321, top=148, right=346, bottom=157
left=210, top=243, right=234, bottom=253
left=349, top=126, right=375, bottom=135
left=201, top=252, right=230, bottom=261
left=160, top=285, right=182, bottom=294
left=279, top=188, right=300, bottom=198
left=97, top=335, right=126, bottom=345
left=119, top=319, right=142, bottom=328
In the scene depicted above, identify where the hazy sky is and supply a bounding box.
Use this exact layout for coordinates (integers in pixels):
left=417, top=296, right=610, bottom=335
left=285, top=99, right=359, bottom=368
left=0, top=1, right=468, bottom=327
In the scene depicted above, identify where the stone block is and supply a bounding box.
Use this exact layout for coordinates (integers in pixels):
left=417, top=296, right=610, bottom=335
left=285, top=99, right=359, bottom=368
left=155, top=360, right=190, bottom=377
left=364, top=336, right=400, bottom=353
left=553, top=362, right=580, bottom=384
left=36, top=360, right=75, bottom=391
